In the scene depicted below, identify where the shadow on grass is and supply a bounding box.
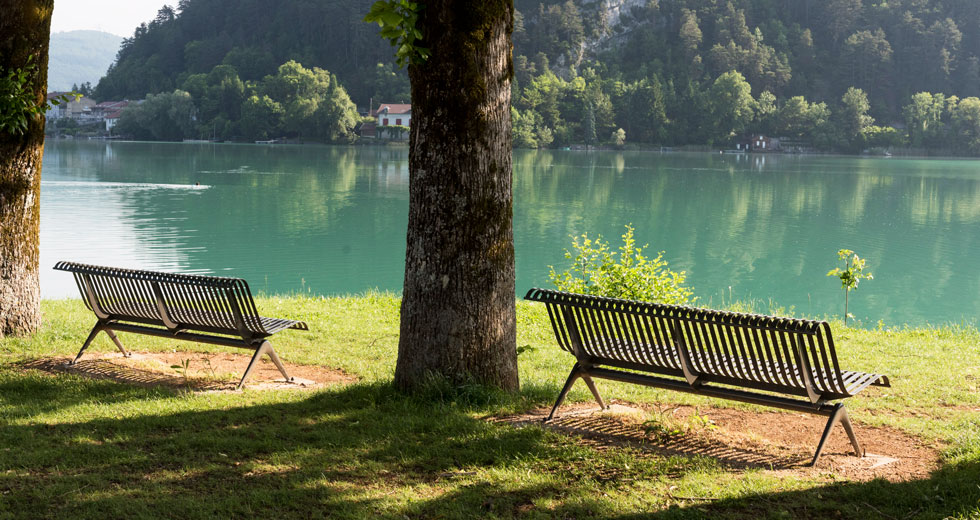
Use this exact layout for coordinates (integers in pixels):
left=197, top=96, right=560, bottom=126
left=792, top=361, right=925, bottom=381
left=610, top=458, right=980, bottom=519
left=0, top=364, right=176, bottom=421
left=0, top=372, right=978, bottom=519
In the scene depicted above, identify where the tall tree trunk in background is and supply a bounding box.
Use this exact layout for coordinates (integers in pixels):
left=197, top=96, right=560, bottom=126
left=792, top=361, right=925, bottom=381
left=394, top=1, right=519, bottom=391
left=0, top=1, right=53, bottom=336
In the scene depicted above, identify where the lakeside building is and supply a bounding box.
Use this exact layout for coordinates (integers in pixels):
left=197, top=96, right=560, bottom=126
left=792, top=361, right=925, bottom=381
left=45, top=93, right=96, bottom=122
left=92, top=101, right=130, bottom=131
left=360, top=102, right=411, bottom=140
left=45, top=94, right=135, bottom=132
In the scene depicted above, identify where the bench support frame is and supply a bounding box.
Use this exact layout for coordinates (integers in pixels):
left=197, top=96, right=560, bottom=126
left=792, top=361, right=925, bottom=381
left=68, top=320, right=293, bottom=390
left=71, top=322, right=132, bottom=364
left=547, top=364, right=863, bottom=466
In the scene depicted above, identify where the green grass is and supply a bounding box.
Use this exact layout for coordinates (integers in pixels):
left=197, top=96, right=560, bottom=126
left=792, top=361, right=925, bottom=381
left=1, top=295, right=979, bottom=519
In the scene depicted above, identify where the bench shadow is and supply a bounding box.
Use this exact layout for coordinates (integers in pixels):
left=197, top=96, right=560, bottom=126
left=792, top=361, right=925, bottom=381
left=18, top=357, right=188, bottom=388
left=531, top=412, right=800, bottom=469
left=0, top=373, right=976, bottom=519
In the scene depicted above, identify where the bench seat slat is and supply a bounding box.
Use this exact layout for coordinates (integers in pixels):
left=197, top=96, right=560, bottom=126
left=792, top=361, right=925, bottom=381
left=83, top=300, right=307, bottom=336
left=578, top=338, right=885, bottom=400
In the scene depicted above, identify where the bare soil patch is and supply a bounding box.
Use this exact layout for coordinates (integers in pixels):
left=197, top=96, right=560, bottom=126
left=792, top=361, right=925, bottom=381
left=492, top=401, right=942, bottom=483
left=18, top=351, right=356, bottom=391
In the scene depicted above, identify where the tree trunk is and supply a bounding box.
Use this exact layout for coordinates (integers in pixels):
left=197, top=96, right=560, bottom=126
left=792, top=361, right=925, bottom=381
left=0, top=1, right=53, bottom=337
left=394, top=0, right=519, bottom=391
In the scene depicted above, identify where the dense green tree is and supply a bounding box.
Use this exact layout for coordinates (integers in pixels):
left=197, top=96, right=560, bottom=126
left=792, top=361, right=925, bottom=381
left=777, top=96, right=830, bottom=139
left=118, top=60, right=357, bottom=143
left=709, top=71, right=755, bottom=142
left=678, top=8, right=702, bottom=66
left=518, top=71, right=563, bottom=130
left=583, top=102, right=596, bottom=145
left=116, top=90, right=196, bottom=141
left=371, top=62, right=410, bottom=104
left=240, top=95, right=284, bottom=140
left=842, top=29, right=892, bottom=98
left=820, top=0, right=863, bottom=46
left=863, top=125, right=905, bottom=149
left=615, top=76, right=669, bottom=144
left=950, top=96, right=980, bottom=153
left=521, top=1, right=585, bottom=76
left=754, top=90, right=778, bottom=135
left=904, top=92, right=949, bottom=148
left=838, top=87, right=874, bottom=150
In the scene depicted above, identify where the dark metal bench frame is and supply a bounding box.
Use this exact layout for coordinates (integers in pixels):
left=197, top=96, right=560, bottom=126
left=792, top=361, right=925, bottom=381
left=525, top=288, right=890, bottom=466
left=55, top=262, right=308, bottom=389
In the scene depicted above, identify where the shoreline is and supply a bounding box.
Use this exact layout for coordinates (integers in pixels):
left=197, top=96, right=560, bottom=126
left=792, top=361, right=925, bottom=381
left=44, top=135, right=980, bottom=160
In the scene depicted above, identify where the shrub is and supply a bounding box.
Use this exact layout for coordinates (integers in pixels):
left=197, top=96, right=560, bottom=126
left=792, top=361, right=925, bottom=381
left=548, top=224, right=695, bottom=305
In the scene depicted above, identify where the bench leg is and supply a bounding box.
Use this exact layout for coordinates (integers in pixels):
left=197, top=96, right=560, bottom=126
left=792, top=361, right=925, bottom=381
left=811, top=403, right=863, bottom=466
left=547, top=362, right=607, bottom=421
left=838, top=406, right=864, bottom=457
left=546, top=363, right=582, bottom=421
left=104, top=329, right=130, bottom=358
left=264, top=341, right=293, bottom=382
left=238, top=342, right=268, bottom=390
left=237, top=341, right=292, bottom=390
left=581, top=372, right=607, bottom=411
left=69, top=324, right=103, bottom=365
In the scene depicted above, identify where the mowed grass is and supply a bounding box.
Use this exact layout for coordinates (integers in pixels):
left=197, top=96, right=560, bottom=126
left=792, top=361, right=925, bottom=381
left=0, top=295, right=977, bottom=519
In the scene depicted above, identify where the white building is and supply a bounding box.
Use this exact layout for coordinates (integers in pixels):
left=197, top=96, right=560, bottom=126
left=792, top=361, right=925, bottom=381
left=375, top=103, right=411, bottom=128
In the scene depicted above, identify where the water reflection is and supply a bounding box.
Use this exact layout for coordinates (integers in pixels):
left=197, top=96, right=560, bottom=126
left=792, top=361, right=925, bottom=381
left=41, top=141, right=980, bottom=327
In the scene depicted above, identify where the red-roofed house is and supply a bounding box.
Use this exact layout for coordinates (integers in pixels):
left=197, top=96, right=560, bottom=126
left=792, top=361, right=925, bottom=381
left=375, top=103, right=411, bottom=128
left=359, top=103, right=411, bottom=140
left=92, top=101, right=130, bottom=131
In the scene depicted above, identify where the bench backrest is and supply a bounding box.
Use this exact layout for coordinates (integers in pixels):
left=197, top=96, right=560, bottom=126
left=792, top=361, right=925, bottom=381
left=55, top=262, right=271, bottom=337
left=525, top=289, right=854, bottom=401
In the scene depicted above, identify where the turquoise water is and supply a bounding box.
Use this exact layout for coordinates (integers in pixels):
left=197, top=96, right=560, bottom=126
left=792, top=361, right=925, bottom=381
left=40, top=140, right=980, bottom=327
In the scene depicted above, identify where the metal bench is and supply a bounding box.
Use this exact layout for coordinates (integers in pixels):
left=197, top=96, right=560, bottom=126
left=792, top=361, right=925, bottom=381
left=55, top=262, right=308, bottom=389
left=525, top=288, right=890, bottom=466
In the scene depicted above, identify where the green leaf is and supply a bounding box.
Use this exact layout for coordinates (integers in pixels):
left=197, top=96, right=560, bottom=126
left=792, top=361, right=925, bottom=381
left=380, top=11, right=404, bottom=26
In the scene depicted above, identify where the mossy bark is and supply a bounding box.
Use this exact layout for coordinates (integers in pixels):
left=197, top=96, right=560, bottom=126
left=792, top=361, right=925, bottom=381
left=0, top=1, right=53, bottom=337
left=394, top=0, right=519, bottom=391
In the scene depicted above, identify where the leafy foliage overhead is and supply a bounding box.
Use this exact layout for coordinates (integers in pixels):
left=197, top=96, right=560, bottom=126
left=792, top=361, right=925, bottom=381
left=1, top=56, right=76, bottom=136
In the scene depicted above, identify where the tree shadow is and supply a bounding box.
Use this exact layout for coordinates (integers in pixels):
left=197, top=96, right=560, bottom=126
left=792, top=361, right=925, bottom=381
left=632, top=458, right=980, bottom=519
left=0, top=373, right=977, bottom=519
left=0, top=361, right=176, bottom=421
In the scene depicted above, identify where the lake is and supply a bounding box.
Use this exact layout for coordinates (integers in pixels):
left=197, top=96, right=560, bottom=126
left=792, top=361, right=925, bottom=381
left=39, top=140, right=980, bottom=327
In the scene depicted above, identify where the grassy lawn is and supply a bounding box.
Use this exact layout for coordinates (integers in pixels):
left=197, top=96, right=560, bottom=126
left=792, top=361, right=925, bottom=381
left=1, top=295, right=978, bottom=519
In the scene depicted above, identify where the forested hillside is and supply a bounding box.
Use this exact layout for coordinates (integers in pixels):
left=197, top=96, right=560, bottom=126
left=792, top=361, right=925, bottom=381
left=94, top=0, right=980, bottom=152
left=94, top=1, right=402, bottom=105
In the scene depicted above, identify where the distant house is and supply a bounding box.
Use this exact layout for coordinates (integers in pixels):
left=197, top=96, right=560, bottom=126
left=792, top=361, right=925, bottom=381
left=359, top=121, right=377, bottom=138
left=45, top=93, right=96, bottom=121
left=92, top=101, right=130, bottom=131
left=375, top=103, right=411, bottom=128
left=751, top=134, right=779, bottom=152
left=359, top=103, right=411, bottom=139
